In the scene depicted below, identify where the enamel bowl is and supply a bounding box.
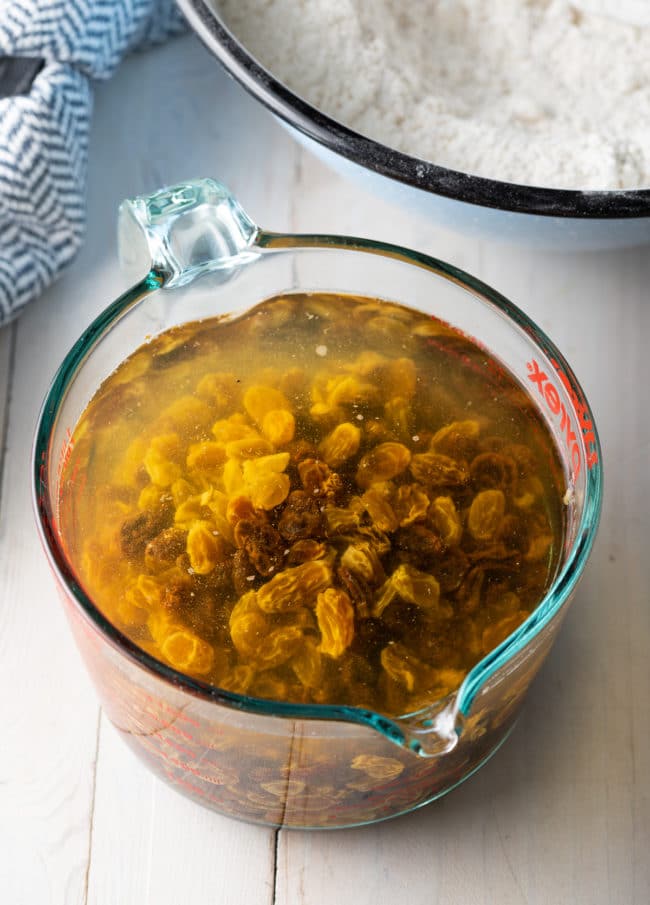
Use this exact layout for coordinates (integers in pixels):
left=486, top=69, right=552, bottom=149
left=179, top=0, right=650, bottom=250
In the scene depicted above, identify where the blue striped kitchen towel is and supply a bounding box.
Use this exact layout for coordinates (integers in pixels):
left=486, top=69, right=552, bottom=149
left=0, top=1, right=187, bottom=325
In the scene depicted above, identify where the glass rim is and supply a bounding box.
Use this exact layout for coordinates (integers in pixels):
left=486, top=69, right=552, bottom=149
left=32, top=233, right=603, bottom=745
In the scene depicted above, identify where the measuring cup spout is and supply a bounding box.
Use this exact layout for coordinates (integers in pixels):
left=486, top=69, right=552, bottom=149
left=350, top=695, right=462, bottom=758
left=392, top=695, right=462, bottom=757
left=117, top=178, right=260, bottom=288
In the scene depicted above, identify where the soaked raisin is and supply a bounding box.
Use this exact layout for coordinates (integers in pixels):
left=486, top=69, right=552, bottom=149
left=144, top=527, right=187, bottom=570
left=234, top=516, right=284, bottom=577
left=468, top=489, right=506, bottom=541
left=316, top=588, right=355, bottom=658
left=395, top=525, right=446, bottom=564
left=352, top=617, right=392, bottom=665
left=278, top=491, right=324, bottom=541
left=298, top=458, right=343, bottom=501
left=410, top=452, right=469, bottom=488
left=232, top=548, right=263, bottom=596
left=356, top=442, right=411, bottom=489
left=470, top=452, right=518, bottom=493
left=336, top=565, right=372, bottom=618
left=120, top=506, right=172, bottom=559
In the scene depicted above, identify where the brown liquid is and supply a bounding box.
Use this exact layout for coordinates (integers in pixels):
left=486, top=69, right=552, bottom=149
left=60, top=293, right=566, bottom=716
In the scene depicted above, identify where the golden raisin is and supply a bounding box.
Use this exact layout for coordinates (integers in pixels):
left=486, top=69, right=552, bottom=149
left=340, top=542, right=385, bottom=585
left=186, top=440, right=227, bottom=472
left=428, top=496, right=463, bottom=546
left=430, top=420, right=480, bottom=458
left=243, top=385, right=290, bottom=424
left=195, top=371, right=240, bottom=413
left=318, top=422, right=361, bottom=468
left=356, top=442, right=411, bottom=489
left=410, top=452, right=469, bottom=488
left=380, top=643, right=431, bottom=693
left=249, top=473, right=291, bottom=510
left=255, top=626, right=304, bottom=669
left=187, top=520, right=228, bottom=574
left=481, top=611, right=528, bottom=654
left=257, top=560, right=332, bottom=613
left=225, top=437, right=275, bottom=459
left=212, top=413, right=257, bottom=443
left=143, top=433, right=183, bottom=487
left=157, top=396, right=213, bottom=436
left=373, top=564, right=441, bottom=617
left=160, top=628, right=214, bottom=675
left=361, top=485, right=399, bottom=533
left=393, top=484, right=429, bottom=527
left=261, top=409, right=295, bottom=446
left=291, top=639, right=323, bottom=688
left=381, top=358, right=417, bottom=398
left=242, top=453, right=291, bottom=509
left=468, top=489, right=506, bottom=541
left=350, top=754, right=404, bottom=781
left=316, top=588, right=355, bottom=658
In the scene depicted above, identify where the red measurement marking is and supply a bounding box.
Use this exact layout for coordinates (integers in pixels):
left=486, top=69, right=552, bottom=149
left=167, top=722, right=193, bottom=742
left=56, top=428, right=74, bottom=490
left=161, top=735, right=196, bottom=760
left=527, top=359, right=599, bottom=478
left=138, top=690, right=202, bottom=729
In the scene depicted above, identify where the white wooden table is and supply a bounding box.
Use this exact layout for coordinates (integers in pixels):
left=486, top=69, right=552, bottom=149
left=1, top=34, right=648, bottom=905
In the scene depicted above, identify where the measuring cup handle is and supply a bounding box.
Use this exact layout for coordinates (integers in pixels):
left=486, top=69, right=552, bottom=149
left=117, top=178, right=260, bottom=289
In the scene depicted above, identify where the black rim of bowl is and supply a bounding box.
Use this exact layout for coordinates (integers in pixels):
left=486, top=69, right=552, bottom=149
left=182, top=0, right=650, bottom=220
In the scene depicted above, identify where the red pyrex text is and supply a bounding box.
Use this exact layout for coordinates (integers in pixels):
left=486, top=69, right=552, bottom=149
left=527, top=358, right=599, bottom=479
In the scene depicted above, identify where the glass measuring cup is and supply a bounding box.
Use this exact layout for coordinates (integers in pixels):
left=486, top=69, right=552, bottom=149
left=33, top=179, right=602, bottom=828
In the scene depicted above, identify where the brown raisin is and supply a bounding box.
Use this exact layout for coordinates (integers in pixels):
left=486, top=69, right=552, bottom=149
left=120, top=505, right=172, bottom=559
left=395, top=525, right=446, bottom=564
left=352, top=617, right=392, bottom=665
left=298, top=458, right=343, bottom=501
left=278, top=490, right=324, bottom=541
left=161, top=575, right=195, bottom=615
left=497, top=514, right=530, bottom=553
left=430, top=546, right=470, bottom=593
left=232, top=548, right=263, bottom=596
left=144, top=527, right=187, bottom=570
left=287, top=439, right=319, bottom=465
left=502, top=443, right=538, bottom=478
left=470, top=452, right=518, bottom=493
left=287, top=539, right=328, bottom=565
left=455, top=567, right=485, bottom=616
left=336, top=565, right=372, bottom=618
left=234, top=516, right=284, bottom=577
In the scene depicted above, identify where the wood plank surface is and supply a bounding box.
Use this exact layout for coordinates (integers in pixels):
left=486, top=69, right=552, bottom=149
left=0, top=31, right=648, bottom=905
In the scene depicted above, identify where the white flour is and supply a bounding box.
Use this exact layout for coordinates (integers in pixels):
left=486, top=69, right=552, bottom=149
left=215, top=0, right=650, bottom=190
